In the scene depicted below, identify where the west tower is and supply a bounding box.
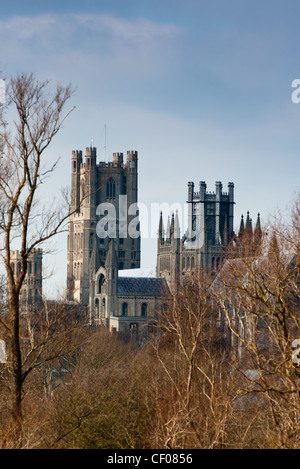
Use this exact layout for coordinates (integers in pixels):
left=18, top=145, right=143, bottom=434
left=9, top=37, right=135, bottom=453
left=67, top=147, right=141, bottom=305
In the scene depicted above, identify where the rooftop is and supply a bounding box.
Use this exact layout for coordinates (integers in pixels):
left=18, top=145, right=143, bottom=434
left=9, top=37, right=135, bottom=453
left=117, top=276, right=168, bottom=296
left=118, top=267, right=156, bottom=278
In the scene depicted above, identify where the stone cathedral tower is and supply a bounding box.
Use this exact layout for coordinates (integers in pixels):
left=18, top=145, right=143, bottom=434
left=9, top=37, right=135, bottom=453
left=157, top=180, right=235, bottom=287
left=10, top=249, right=43, bottom=308
left=67, top=147, right=141, bottom=305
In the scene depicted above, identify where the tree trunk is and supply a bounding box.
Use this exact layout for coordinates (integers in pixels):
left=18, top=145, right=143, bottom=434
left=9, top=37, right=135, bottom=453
left=10, top=293, right=23, bottom=446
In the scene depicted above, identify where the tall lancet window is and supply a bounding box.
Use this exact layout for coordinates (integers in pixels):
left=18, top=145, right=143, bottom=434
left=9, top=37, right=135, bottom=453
left=106, top=178, right=116, bottom=199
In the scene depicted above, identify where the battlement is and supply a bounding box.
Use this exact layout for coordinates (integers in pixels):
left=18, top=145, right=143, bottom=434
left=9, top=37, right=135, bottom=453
left=72, top=150, right=83, bottom=159
left=10, top=248, right=43, bottom=258
left=113, top=152, right=124, bottom=164
left=10, top=249, right=43, bottom=279
left=72, top=148, right=138, bottom=170
left=127, top=150, right=138, bottom=161
left=97, top=161, right=121, bottom=169
left=85, top=146, right=97, bottom=158
left=189, top=181, right=234, bottom=202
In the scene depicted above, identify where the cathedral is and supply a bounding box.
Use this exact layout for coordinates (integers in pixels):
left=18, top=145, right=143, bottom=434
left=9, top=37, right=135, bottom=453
left=0, top=145, right=261, bottom=360
left=5, top=146, right=262, bottom=343
left=65, top=145, right=261, bottom=337
left=66, top=146, right=168, bottom=337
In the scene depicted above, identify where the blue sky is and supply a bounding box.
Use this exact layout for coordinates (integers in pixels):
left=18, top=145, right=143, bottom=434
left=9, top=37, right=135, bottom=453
left=1, top=0, right=300, bottom=297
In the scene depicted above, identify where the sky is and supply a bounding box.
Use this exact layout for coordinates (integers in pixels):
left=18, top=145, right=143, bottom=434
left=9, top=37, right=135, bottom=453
left=1, top=0, right=300, bottom=298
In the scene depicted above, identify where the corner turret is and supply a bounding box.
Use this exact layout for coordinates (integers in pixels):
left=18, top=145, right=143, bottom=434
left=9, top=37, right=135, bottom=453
left=113, top=152, right=124, bottom=165
left=105, top=240, right=118, bottom=320
left=71, top=150, right=83, bottom=212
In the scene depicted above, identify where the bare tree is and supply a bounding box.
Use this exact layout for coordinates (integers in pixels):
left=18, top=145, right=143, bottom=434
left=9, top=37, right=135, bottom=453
left=0, top=73, right=75, bottom=445
left=45, top=328, right=155, bottom=449
left=213, top=200, right=300, bottom=448
left=150, top=272, right=234, bottom=449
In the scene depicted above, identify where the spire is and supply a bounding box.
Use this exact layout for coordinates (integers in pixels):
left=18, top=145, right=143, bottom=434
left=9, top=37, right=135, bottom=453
left=170, top=212, right=175, bottom=238
left=255, top=212, right=261, bottom=232
left=89, top=237, right=101, bottom=274
left=174, top=210, right=180, bottom=240
left=158, top=211, right=164, bottom=238
left=245, top=211, right=253, bottom=234
left=105, top=239, right=118, bottom=269
left=254, top=213, right=262, bottom=239
left=166, top=216, right=171, bottom=241
left=239, top=214, right=245, bottom=237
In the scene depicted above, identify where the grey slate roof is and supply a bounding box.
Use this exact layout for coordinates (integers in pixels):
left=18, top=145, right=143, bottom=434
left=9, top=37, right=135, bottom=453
left=117, top=277, right=168, bottom=296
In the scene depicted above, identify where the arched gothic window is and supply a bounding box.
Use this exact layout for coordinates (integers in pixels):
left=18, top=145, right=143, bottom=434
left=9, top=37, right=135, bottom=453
left=141, top=303, right=148, bottom=317
left=122, top=302, right=128, bottom=317
left=95, top=298, right=99, bottom=316
left=98, top=274, right=105, bottom=294
left=106, top=178, right=116, bottom=198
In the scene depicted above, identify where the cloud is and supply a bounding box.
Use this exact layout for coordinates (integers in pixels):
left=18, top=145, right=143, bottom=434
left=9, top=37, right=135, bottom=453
left=0, top=14, right=58, bottom=39
left=75, top=13, right=181, bottom=42
left=0, top=12, right=183, bottom=82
